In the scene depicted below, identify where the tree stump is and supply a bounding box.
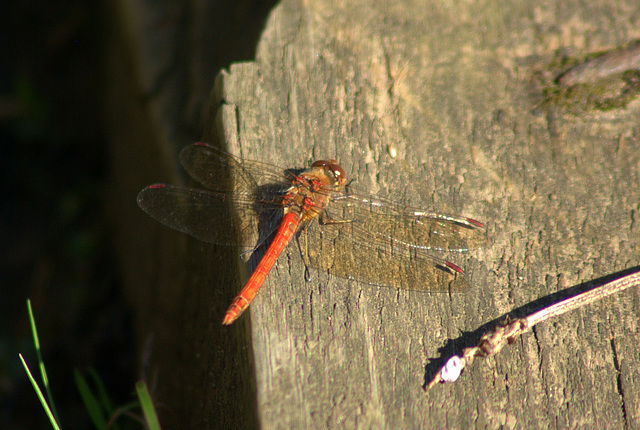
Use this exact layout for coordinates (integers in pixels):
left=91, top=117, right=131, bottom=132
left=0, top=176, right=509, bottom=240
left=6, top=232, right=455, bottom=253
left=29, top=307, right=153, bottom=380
left=108, top=0, right=640, bottom=427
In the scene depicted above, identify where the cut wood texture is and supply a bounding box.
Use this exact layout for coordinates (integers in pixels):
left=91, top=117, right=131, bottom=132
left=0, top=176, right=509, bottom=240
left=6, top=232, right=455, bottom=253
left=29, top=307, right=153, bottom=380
left=108, top=0, right=640, bottom=428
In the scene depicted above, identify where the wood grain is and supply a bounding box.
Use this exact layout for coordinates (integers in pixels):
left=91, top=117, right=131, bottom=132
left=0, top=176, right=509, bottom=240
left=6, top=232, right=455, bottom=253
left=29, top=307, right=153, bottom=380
left=109, top=0, right=640, bottom=427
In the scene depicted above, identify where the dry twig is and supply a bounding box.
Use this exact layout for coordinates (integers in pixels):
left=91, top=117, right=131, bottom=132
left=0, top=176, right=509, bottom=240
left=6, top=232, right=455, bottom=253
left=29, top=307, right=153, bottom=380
left=425, top=269, right=640, bottom=391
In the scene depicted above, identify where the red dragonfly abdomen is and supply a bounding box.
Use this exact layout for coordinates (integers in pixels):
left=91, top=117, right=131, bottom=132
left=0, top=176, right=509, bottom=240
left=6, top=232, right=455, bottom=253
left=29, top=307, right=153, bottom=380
left=222, top=211, right=301, bottom=325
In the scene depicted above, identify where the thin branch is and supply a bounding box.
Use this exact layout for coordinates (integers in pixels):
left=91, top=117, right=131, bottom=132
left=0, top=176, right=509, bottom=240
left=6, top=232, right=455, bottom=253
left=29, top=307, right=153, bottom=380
left=425, top=269, right=640, bottom=391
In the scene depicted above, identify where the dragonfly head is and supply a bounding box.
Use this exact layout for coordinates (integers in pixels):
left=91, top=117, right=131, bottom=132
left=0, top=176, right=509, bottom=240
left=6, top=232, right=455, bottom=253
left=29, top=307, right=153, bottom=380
left=311, top=159, right=347, bottom=190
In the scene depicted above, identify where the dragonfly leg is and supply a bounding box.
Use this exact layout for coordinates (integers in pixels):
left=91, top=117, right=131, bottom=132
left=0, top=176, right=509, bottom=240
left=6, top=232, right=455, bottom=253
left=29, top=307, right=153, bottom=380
left=294, top=220, right=314, bottom=269
left=318, top=209, right=360, bottom=226
left=294, top=219, right=323, bottom=281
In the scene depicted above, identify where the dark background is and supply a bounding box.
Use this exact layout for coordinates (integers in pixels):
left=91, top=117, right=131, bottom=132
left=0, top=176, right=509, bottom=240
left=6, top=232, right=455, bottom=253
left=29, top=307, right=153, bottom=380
left=0, top=0, right=274, bottom=428
left=1, top=1, right=133, bottom=428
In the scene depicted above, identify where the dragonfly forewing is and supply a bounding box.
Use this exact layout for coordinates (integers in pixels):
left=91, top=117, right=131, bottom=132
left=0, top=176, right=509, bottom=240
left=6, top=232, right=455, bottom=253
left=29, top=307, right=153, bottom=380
left=137, top=184, right=283, bottom=251
left=302, top=219, right=469, bottom=291
left=180, top=143, right=297, bottom=194
left=328, top=192, right=488, bottom=251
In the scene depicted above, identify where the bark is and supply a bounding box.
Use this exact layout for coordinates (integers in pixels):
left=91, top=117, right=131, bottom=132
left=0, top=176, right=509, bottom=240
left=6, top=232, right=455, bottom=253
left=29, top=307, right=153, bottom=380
left=108, top=0, right=640, bottom=428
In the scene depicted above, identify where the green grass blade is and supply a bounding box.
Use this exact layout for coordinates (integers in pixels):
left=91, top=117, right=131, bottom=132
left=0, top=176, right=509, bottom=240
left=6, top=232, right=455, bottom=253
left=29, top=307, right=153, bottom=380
left=27, top=299, right=60, bottom=422
left=19, top=354, right=61, bottom=430
left=87, top=367, right=115, bottom=414
left=136, top=381, right=161, bottom=430
left=74, top=370, right=107, bottom=430
left=86, top=368, right=122, bottom=430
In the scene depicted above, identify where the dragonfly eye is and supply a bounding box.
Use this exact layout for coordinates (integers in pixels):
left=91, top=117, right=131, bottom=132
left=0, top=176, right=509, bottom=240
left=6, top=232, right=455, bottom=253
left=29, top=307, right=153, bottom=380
left=312, top=159, right=346, bottom=187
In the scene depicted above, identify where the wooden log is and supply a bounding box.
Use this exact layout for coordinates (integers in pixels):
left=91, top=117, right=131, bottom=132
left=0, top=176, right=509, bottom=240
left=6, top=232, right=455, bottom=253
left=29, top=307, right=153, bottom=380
left=108, top=0, right=640, bottom=427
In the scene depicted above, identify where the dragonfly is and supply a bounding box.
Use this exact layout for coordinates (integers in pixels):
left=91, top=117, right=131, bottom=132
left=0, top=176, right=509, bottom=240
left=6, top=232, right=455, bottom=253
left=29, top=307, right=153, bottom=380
left=137, top=143, right=487, bottom=325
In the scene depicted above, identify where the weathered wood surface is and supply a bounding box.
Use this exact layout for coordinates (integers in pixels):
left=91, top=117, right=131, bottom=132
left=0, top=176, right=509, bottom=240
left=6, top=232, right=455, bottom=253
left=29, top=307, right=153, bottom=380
left=109, top=0, right=640, bottom=428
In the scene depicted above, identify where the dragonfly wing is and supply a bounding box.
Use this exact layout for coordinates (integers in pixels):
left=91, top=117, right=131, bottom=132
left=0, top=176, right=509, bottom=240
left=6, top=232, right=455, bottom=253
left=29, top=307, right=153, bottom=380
left=179, top=143, right=297, bottom=194
left=327, top=191, right=488, bottom=251
left=137, top=184, right=282, bottom=249
left=300, top=191, right=488, bottom=291
left=302, top=220, right=468, bottom=291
